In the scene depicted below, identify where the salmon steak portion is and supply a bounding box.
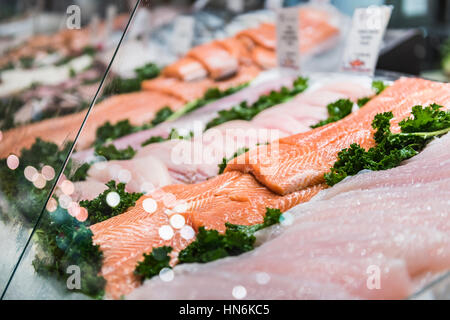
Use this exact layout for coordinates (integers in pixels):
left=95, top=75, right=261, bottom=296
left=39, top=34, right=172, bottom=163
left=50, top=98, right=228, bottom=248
left=187, top=43, right=239, bottom=80
left=214, top=37, right=253, bottom=66
left=90, top=172, right=324, bottom=299
left=162, top=57, right=208, bottom=82
left=226, top=78, right=450, bottom=195
left=0, top=91, right=185, bottom=157
left=141, top=77, right=213, bottom=102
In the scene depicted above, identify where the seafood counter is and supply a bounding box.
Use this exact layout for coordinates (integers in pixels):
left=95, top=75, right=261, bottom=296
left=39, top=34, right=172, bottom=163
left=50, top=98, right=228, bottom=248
left=0, top=2, right=449, bottom=301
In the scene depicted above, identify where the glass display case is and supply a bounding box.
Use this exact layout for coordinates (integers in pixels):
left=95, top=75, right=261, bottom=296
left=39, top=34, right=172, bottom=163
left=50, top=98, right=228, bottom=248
left=0, top=0, right=449, bottom=300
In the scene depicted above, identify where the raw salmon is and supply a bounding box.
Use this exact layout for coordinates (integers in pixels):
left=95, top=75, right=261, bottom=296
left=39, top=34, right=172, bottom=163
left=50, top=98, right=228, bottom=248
left=162, top=57, right=208, bottom=82
left=0, top=91, right=185, bottom=157
left=251, top=46, right=277, bottom=70
left=128, top=134, right=450, bottom=300
left=237, top=23, right=277, bottom=50
left=187, top=43, right=239, bottom=80
left=72, top=74, right=296, bottom=161
left=90, top=171, right=324, bottom=299
left=226, top=78, right=450, bottom=195
left=215, top=38, right=253, bottom=66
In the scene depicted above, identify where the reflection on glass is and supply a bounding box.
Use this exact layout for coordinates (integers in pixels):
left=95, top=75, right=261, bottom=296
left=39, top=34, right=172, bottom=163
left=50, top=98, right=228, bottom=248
left=0, top=0, right=137, bottom=298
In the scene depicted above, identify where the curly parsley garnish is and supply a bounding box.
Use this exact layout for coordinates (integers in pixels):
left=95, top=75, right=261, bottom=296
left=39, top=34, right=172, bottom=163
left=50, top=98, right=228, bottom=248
left=325, top=104, right=450, bottom=186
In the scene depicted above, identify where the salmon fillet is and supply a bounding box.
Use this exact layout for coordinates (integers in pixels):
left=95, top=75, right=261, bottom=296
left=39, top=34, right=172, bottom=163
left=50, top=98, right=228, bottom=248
left=251, top=45, right=277, bottom=70
left=214, top=37, right=253, bottom=66
left=90, top=172, right=324, bottom=298
left=141, top=77, right=213, bottom=102
left=226, top=78, right=450, bottom=195
left=162, top=57, right=208, bottom=82
left=0, top=91, right=185, bottom=157
left=237, top=23, right=277, bottom=50
left=187, top=43, right=239, bottom=80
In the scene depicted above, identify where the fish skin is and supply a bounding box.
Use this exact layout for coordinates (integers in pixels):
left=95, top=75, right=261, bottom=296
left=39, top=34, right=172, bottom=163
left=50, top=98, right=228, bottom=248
left=226, top=77, right=450, bottom=195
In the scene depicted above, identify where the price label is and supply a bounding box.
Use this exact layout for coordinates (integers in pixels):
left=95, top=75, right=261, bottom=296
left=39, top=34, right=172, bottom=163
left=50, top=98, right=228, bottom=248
left=276, top=8, right=300, bottom=71
left=340, top=5, right=392, bottom=75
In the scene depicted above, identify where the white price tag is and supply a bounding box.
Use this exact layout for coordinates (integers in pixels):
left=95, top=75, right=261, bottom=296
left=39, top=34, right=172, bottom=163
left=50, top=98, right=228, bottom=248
left=340, top=5, right=393, bottom=75
left=276, top=8, right=300, bottom=71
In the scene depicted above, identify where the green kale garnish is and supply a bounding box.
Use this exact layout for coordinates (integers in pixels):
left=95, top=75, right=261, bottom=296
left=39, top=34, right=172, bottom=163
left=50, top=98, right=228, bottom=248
left=94, top=144, right=136, bottom=161
left=141, top=128, right=193, bottom=147
left=0, top=138, right=89, bottom=222
left=218, top=147, right=249, bottom=174
left=79, top=180, right=143, bottom=225
left=134, top=208, right=283, bottom=280
left=134, top=246, right=172, bottom=282
left=19, top=56, right=34, bottom=69
left=0, top=97, right=23, bottom=130
left=357, top=97, right=371, bottom=108
left=372, top=80, right=388, bottom=95
left=95, top=120, right=135, bottom=146
left=311, top=99, right=353, bottom=129
left=178, top=208, right=282, bottom=264
left=102, top=63, right=160, bottom=96
left=32, top=206, right=105, bottom=299
left=357, top=81, right=389, bottom=107
left=151, top=106, right=174, bottom=126
left=70, top=163, right=91, bottom=182
left=325, top=104, right=450, bottom=186
left=167, top=84, right=249, bottom=121
left=141, top=136, right=166, bottom=146
left=205, top=77, right=308, bottom=130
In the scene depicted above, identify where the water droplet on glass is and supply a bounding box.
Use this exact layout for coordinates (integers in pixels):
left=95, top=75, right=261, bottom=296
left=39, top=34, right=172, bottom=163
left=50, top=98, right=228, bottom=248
left=162, top=193, right=177, bottom=208
left=158, top=225, right=174, bottom=240
left=41, top=165, right=55, bottom=181
left=60, top=180, right=74, bottom=195
left=255, top=272, right=270, bottom=285
left=59, top=194, right=72, bottom=209
left=46, top=198, right=58, bottom=212
left=142, top=198, right=157, bottom=213
left=68, top=202, right=81, bottom=217
left=280, top=212, right=293, bottom=226
left=24, top=166, right=38, bottom=182
left=6, top=154, right=19, bottom=170
left=159, top=267, right=174, bottom=282
left=106, top=192, right=120, bottom=207
left=170, top=214, right=185, bottom=229
left=140, top=182, right=155, bottom=194
left=232, top=285, right=247, bottom=299
left=180, top=225, right=195, bottom=240
left=118, top=169, right=132, bottom=183
left=173, top=202, right=188, bottom=213
left=33, top=174, right=46, bottom=189
left=76, top=207, right=88, bottom=222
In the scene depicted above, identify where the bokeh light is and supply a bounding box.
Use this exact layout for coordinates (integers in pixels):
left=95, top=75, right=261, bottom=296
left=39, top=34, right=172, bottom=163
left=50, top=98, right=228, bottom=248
left=106, top=192, right=121, bottom=207
left=158, top=225, right=174, bottom=240
left=232, top=285, right=247, bottom=299
left=142, top=198, right=157, bottom=213
left=169, top=214, right=185, bottom=229
left=6, top=154, right=20, bottom=170
left=180, top=225, right=195, bottom=240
